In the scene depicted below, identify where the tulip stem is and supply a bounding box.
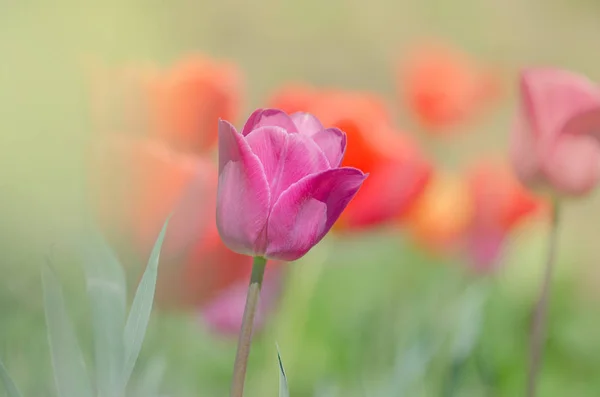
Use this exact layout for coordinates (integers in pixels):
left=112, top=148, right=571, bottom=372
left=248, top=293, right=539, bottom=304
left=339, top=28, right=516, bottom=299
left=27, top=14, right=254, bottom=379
left=230, top=256, right=267, bottom=397
left=527, top=200, right=560, bottom=397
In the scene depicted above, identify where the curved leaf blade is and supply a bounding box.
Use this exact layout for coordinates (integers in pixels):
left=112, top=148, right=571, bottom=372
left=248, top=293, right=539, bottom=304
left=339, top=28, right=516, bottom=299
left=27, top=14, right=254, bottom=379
left=42, top=264, right=93, bottom=397
left=277, top=344, right=289, bottom=397
left=81, top=229, right=127, bottom=397
left=121, top=218, right=169, bottom=388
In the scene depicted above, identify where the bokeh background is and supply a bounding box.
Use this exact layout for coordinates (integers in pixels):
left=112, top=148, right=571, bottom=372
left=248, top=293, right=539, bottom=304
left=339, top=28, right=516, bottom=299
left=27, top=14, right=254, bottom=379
left=3, top=0, right=600, bottom=396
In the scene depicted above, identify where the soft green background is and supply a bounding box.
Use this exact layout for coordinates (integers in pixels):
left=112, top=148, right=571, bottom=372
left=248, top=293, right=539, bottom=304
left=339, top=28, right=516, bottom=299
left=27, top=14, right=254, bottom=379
left=2, top=0, right=600, bottom=395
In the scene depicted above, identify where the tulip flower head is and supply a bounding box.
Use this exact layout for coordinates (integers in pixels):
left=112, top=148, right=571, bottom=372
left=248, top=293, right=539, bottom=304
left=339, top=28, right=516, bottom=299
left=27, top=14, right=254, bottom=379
left=511, top=68, right=600, bottom=197
left=270, top=86, right=432, bottom=229
left=398, top=40, right=500, bottom=132
left=147, top=55, right=243, bottom=154
left=405, top=171, right=474, bottom=253
left=216, top=109, right=367, bottom=261
left=464, top=160, right=546, bottom=273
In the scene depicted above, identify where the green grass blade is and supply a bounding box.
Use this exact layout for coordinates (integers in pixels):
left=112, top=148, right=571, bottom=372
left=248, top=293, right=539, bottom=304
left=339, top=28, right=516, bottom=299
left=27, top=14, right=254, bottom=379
left=122, top=218, right=170, bottom=388
left=277, top=344, right=289, bottom=397
left=42, top=264, right=93, bottom=397
left=81, top=230, right=127, bottom=397
left=0, top=359, right=23, bottom=397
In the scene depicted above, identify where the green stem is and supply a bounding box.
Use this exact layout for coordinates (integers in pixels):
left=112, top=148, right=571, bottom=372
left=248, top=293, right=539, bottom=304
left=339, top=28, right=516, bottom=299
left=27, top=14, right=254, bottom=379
left=527, top=200, right=560, bottom=397
left=230, top=256, right=267, bottom=397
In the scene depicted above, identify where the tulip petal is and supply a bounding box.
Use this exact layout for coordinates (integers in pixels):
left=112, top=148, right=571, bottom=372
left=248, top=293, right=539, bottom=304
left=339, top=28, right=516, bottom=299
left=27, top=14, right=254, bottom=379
left=265, top=168, right=367, bottom=261
left=561, top=107, right=600, bottom=139
left=290, top=112, right=324, bottom=136
left=311, top=127, right=347, bottom=167
left=542, top=133, right=600, bottom=196
left=241, top=108, right=298, bottom=136
left=245, top=126, right=330, bottom=200
left=217, top=120, right=270, bottom=255
left=520, top=68, right=600, bottom=140
left=341, top=157, right=431, bottom=228
left=510, top=113, right=543, bottom=187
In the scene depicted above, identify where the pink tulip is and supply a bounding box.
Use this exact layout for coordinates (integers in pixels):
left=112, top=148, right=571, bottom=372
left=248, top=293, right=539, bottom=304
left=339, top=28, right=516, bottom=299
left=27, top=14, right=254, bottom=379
left=217, top=108, right=367, bottom=261
left=510, top=68, right=600, bottom=196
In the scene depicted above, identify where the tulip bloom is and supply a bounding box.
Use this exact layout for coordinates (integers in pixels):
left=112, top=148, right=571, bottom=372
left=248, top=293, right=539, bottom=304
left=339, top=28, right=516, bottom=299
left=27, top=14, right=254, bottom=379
left=217, top=109, right=367, bottom=261
left=397, top=40, right=500, bottom=132
left=510, top=68, right=600, bottom=197
left=405, top=163, right=545, bottom=272
left=405, top=171, right=474, bottom=253
left=146, top=55, right=243, bottom=154
left=270, top=86, right=432, bottom=229
left=88, top=135, right=252, bottom=309
left=88, top=135, right=215, bottom=254
left=464, top=160, right=546, bottom=272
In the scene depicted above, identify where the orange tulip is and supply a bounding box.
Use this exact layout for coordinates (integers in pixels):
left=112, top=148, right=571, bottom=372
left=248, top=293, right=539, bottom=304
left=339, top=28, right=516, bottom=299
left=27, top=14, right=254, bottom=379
left=269, top=85, right=432, bottom=229
left=146, top=55, right=243, bottom=154
left=397, top=40, right=500, bottom=133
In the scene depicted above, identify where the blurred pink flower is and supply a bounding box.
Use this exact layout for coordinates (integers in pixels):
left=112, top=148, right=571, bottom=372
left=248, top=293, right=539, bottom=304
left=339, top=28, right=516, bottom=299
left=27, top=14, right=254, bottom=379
left=200, top=265, right=284, bottom=336
left=511, top=68, right=600, bottom=197
left=217, top=109, right=367, bottom=261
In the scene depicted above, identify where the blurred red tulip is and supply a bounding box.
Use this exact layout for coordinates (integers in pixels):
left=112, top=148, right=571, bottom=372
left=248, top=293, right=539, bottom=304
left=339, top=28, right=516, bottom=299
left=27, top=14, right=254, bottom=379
left=85, top=54, right=255, bottom=314
left=146, top=55, right=243, bottom=154
left=464, top=159, right=546, bottom=272
left=89, top=135, right=215, bottom=254
left=269, top=85, right=432, bottom=230
left=466, top=160, right=546, bottom=233
left=88, top=135, right=254, bottom=310
left=397, top=40, right=501, bottom=133
left=405, top=161, right=545, bottom=272
left=268, top=83, right=319, bottom=113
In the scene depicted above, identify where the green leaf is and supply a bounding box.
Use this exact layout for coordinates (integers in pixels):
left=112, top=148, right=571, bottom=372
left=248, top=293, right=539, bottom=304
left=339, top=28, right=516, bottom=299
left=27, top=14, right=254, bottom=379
left=277, top=344, right=289, bottom=397
left=0, top=358, right=23, bottom=397
left=122, top=218, right=170, bottom=388
left=42, top=264, right=93, bottom=397
left=81, top=230, right=127, bottom=397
